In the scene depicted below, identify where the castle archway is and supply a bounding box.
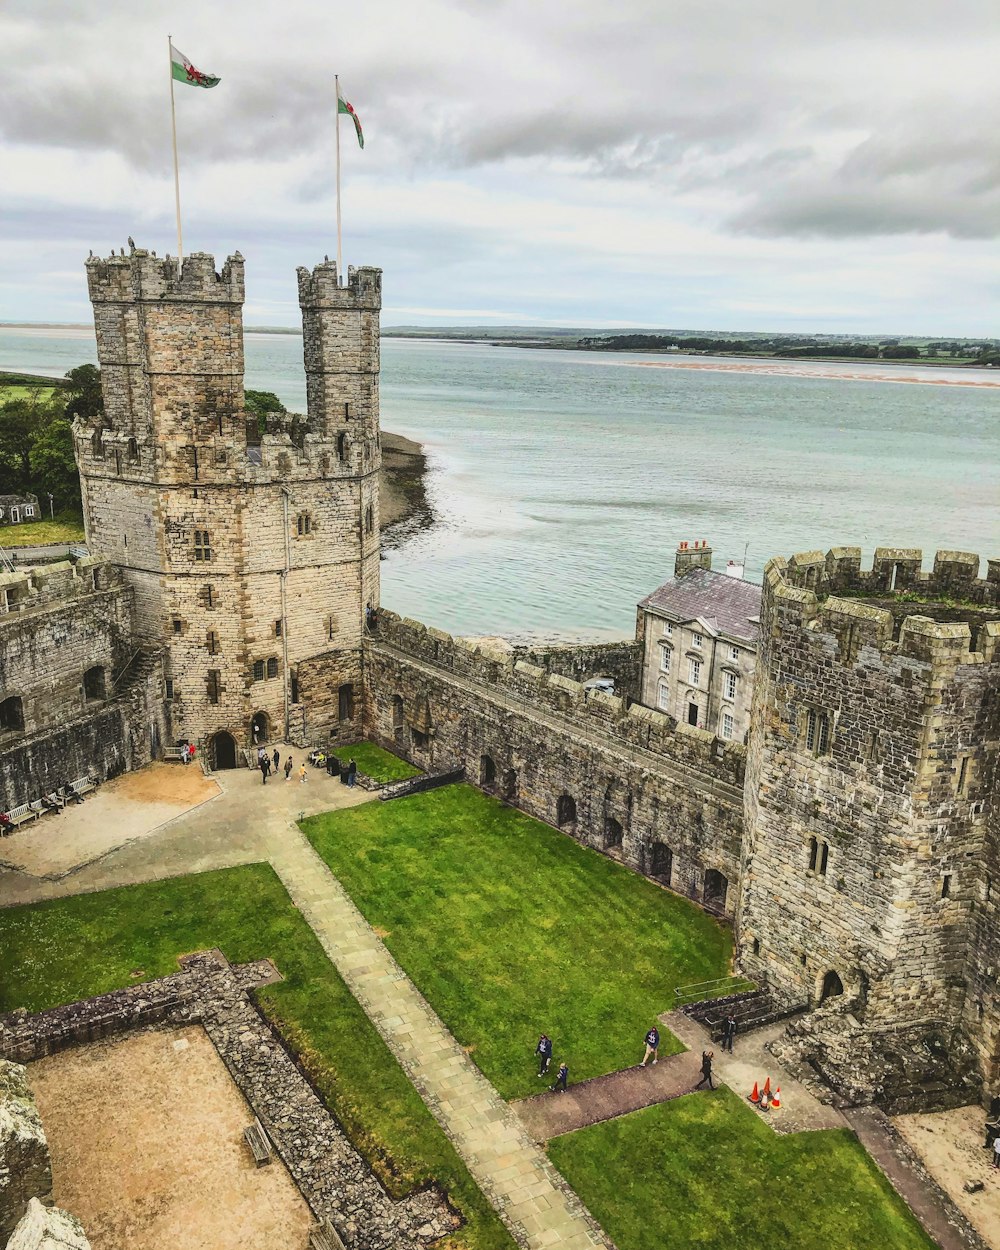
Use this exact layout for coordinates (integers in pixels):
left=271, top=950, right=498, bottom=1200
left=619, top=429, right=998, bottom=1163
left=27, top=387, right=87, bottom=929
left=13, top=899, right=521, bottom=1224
left=211, top=731, right=238, bottom=770
left=480, top=754, right=497, bottom=788
left=557, top=793, right=577, bottom=828
left=503, top=768, right=518, bottom=801
left=650, top=842, right=673, bottom=885
left=604, top=816, right=624, bottom=851
left=703, top=868, right=728, bottom=912
left=820, top=970, right=844, bottom=1003
left=250, top=712, right=270, bottom=746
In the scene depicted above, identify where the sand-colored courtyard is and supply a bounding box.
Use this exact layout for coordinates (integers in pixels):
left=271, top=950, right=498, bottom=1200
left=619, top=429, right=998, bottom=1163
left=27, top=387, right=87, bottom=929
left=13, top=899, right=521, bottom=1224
left=29, top=1025, right=314, bottom=1250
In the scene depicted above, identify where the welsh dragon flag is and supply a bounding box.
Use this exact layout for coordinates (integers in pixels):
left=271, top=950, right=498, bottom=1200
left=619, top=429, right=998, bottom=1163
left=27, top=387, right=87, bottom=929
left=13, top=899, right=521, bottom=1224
left=170, top=43, right=220, bottom=89
left=338, top=83, right=364, bottom=148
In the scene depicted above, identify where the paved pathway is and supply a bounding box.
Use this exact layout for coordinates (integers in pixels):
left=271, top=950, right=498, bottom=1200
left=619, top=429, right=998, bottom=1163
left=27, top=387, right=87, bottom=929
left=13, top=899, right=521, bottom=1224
left=513, top=1052, right=703, bottom=1141
left=267, top=828, right=612, bottom=1250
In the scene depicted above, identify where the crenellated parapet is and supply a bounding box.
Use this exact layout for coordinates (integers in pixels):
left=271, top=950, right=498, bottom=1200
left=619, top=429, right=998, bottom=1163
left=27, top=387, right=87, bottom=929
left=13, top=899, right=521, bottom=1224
left=86, top=247, right=245, bottom=305
left=0, top=559, right=124, bottom=618
left=374, top=610, right=746, bottom=787
left=779, top=544, right=1000, bottom=605
left=296, top=260, right=382, bottom=310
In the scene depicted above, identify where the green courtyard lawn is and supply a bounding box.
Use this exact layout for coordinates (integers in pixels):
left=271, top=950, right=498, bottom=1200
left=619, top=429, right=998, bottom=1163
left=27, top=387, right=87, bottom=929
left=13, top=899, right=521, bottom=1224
left=0, top=865, right=515, bottom=1250
left=0, top=513, right=85, bottom=546
left=337, top=740, right=422, bottom=783
left=302, top=784, right=734, bottom=1099
left=549, top=1088, right=935, bottom=1250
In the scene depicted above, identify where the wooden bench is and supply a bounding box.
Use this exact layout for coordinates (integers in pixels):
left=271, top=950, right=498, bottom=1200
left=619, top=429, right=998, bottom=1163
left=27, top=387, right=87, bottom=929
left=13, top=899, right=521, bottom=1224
left=243, top=1118, right=272, bottom=1167
left=163, top=746, right=186, bottom=761
left=309, top=1220, right=348, bottom=1250
left=30, top=792, right=66, bottom=817
left=67, top=776, right=97, bottom=799
left=2, top=804, right=38, bottom=830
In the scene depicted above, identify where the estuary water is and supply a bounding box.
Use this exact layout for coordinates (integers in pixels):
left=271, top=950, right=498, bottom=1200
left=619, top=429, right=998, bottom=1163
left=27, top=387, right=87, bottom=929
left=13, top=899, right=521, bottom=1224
left=3, top=324, right=999, bottom=638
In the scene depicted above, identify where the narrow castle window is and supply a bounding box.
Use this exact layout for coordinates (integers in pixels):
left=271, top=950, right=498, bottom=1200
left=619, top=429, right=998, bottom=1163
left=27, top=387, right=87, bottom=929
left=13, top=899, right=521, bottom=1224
left=337, top=432, right=347, bottom=461
left=207, top=670, right=221, bottom=705
left=202, top=584, right=215, bottom=609
left=751, top=936, right=760, bottom=956
left=819, top=842, right=829, bottom=876
left=338, top=683, right=354, bottom=721
left=805, top=708, right=830, bottom=756
left=165, top=679, right=174, bottom=700
left=275, top=619, right=283, bottom=637
left=941, top=874, right=952, bottom=899
left=207, top=630, right=219, bottom=655
left=296, top=513, right=312, bottom=536
left=127, top=437, right=139, bottom=465
left=253, top=660, right=265, bottom=682
left=91, top=431, right=104, bottom=459
left=956, top=755, right=970, bottom=795
left=290, top=673, right=300, bottom=704
left=328, top=615, right=337, bottom=641
left=266, top=656, right=279, bottom=679
left=365, top=504, right=374, bottom=535
left=193, top=530, right=212, bottom=562
left=172, top=618, right=182, bottom=634
left=344, top=401, right=351, bottom=418
left=808, top=837, right=819, bottom=872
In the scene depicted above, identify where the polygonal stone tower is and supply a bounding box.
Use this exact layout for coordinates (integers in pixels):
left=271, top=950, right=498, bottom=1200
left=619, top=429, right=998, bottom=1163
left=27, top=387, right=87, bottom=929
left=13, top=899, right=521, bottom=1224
left=75, top=245, right=381, bottom=765
left=739, top=546, right=1000, bottom=1097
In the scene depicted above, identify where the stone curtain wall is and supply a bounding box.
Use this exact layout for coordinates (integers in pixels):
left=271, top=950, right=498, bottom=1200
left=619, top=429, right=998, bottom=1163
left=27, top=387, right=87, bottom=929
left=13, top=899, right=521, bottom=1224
left=364, top=612, right=744, bottom=913
left=511, top=640, right=643, bottom=702
left=740, top=547, right=1000, bottom=1096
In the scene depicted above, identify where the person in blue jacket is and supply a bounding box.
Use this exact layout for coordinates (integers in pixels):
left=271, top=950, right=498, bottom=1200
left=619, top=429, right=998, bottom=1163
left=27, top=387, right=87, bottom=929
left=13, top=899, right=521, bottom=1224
left=642, top=1025, right=660, bottom=1066
left=551, top=1061, right=569, bottom=1093
left=535, top=1033, right=553, bottom=1076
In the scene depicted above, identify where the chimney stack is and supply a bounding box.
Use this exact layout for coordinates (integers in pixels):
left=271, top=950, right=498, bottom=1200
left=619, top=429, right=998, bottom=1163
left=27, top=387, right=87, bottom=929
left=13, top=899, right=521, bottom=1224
left=675, top=539, right=713, bottom=578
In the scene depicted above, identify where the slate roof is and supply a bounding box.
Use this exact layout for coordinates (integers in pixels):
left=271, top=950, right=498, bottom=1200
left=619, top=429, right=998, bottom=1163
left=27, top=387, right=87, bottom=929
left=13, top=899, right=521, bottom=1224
left=639, top=567, right=762, bottom=645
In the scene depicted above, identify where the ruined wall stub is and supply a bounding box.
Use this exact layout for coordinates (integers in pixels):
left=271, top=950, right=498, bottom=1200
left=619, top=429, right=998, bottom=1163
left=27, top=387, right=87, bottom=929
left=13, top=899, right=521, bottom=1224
left=0, top=1062, right=51, bottom=1244
left=75, top=247, right=382, bottom=756
left=739, top=548, right=1000, bottom=1094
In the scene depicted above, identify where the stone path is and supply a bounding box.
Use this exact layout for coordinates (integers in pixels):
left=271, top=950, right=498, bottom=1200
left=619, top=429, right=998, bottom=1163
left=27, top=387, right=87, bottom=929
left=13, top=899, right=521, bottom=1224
left=267, top=828, right=612, bottom=1250
left=664, top=1010, right=849, bottom=1134
left=513, top=1052, right=703, bottom=1141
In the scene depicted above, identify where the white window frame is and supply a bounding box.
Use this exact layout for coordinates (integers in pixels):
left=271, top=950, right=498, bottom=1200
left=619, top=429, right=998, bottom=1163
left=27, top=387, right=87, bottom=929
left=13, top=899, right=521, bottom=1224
left=9, top=508, right=19, bottom=523
left=724, top=671, right=737, bottom=702
left=721, top=712, right=735, bottom=740
left=657, top=682, right=670, bottom=711
left=662, top=621, right=673, bottom=636
left=659, top=646, right=672, bottom=673
left=23, top=505, right=35, bottom=518
left=692, top=631, right=703, bottom=648
left=730, top=645, right=740, bottom=661
left=689, top=658, right=701, bottom=686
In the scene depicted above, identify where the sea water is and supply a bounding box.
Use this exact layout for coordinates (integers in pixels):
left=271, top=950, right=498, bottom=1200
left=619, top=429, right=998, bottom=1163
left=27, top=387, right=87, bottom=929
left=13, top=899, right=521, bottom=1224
left=2, top=325, right=998, bottom=638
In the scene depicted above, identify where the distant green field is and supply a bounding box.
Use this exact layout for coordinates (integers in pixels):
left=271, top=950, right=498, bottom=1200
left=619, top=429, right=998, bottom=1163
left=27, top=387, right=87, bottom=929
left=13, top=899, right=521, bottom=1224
left=1, top=515, right=85, bottom=546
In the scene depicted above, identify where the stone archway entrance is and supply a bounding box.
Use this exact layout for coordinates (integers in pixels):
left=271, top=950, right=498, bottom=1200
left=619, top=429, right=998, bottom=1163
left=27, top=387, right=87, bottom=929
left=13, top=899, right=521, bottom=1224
left=820, top=970, right=844, bottom=1003
left=703, top=868, right=728, bottom=911
left=250, top=712, right=270, bottom=746
left=212, top=731, right=238, bottom=770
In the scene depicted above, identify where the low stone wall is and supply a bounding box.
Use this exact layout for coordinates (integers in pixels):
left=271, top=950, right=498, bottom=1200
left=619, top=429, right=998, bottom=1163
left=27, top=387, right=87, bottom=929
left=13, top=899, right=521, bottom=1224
left=364, top=617, right=744, bottom=916
left=511, top=640, right=643, bottom=702
left=1, top=952, right=455, bottom=1250
left=0, top=1062, right=51, bottom=1245
left=5, top=1199, right=90, bottom=1250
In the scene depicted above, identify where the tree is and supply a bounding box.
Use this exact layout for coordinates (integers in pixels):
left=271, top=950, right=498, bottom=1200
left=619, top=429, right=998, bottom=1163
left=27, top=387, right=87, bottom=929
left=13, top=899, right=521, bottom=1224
left=30, top=419, right=81, bottom=512
left=0, top=392, right=63, bottom=493
left=64, top=364, right=103, bottom=421
left=245, top=388, right=286, bottom=434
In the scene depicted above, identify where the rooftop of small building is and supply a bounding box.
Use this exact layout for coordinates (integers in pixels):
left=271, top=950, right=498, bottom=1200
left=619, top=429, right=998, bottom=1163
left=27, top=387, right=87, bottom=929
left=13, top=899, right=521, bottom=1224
left=639, top=567, right=762, bottom=645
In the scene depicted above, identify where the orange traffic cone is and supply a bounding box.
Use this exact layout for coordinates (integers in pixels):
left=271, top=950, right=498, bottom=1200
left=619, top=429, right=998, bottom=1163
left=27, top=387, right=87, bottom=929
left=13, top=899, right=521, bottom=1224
left=772, top=1087, right=781, bottom=1109
left=762, top=1076, right=771, bottom=1098
left=749, top=1081, right=760, bottom=1104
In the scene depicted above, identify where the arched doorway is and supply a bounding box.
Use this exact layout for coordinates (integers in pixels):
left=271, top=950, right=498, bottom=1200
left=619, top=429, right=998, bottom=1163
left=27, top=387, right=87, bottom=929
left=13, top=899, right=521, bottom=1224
left=703, top=868, right=728, bottom=911
left=212, top=731, right=238, bottom=770
left=604, top=817, right=624, bottom=851
left=503, top=769, right=518, bottom=801
left=557, top=794, right=577, bottom=828
left=820, top=970, right=844, bottom=1003
left=250, top=712, right=270, bottom=746
left=650, top=842, right=673, bottom=885
left=480, top=754, right=497, bottom=787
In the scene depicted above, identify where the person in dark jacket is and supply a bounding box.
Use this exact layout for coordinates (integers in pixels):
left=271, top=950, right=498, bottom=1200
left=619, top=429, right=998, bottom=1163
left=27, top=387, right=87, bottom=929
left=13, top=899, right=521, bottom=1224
left=536, top=1034, right=553, bottom=1076
left=260, top=755, right=270, bottom=784
left=694, top=1050, right=715, bottom=1090
left=722, top=1014, right=738, bottom=1053
left=551, top=1062, right=569, bottom=1093
left=642, top=1025, right=660, bottom=1066
left=347, top=758, right=358, bottom=787
left=273, top=748, right=280, bottom=771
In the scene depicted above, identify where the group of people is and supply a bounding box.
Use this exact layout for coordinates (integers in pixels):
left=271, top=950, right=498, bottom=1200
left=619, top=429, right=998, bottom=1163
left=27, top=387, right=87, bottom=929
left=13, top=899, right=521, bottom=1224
left=257, top=746, right=303, bottom=784
left=179, top=743, right=196, bottom=765
left=534, top=1024, right=721, bottom=1096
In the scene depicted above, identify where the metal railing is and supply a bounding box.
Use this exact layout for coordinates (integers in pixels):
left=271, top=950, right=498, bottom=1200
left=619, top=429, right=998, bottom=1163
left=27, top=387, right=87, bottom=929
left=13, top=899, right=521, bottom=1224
left=673, top=975, right=757, bottom=1006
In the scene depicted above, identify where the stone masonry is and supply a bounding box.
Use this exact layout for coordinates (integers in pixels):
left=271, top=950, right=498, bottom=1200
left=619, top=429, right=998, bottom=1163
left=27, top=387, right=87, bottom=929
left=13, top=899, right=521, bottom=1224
left=5, top=1199, right=90, bottom=1250
left=739, top=547, right=1000, bottom=1100
left=73, top=246, right=381, bottom=764
left=0, top=1061, right=51, bottom=1244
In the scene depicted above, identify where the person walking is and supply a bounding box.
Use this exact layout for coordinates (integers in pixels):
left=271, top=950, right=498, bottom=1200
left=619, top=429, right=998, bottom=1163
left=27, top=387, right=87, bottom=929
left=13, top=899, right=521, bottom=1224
left=694, top=1050, right=715, bottom=1090
left=642, top=1025, right=660, bottom=1066
left=273, top=748, right=280, bottom=772
left=284, top=757, right=293, bottom=782
left=535, top=1034, right=553, bottom=1077
left=299, top=763, right=307, bottom=784
left=551, top=1061, right=569, bottom=1094
left=347, top=758, right=358, bottom=788
left=260, top=756, right=269, bottom=784
left=993, top=1134, right=1000, bottom=1169
left=722, top=1014, right=738, bottom=1054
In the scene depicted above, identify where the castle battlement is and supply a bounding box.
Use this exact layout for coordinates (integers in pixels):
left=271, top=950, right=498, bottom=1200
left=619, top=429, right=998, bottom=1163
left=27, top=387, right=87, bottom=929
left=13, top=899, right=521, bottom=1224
left=297, top=261, right=382, bottom=309
left=0, top=559, right=125, bottom=618
left=779, top=544, right=1000, bottom=603
left=375, top=610, right=745, bottom=786
left=86, top=246, right=245, bottom=305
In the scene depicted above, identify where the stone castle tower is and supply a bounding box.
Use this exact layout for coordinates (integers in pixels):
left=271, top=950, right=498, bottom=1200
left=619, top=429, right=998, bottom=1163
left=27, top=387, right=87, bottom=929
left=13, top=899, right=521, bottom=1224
left=75, top=246, right=381, bottom=765
left=739, top=546, right=1000, bottom=1092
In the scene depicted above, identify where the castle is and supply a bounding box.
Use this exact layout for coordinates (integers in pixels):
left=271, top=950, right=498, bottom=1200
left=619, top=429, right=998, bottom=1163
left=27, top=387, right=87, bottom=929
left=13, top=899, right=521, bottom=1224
left=0, top=244, right=997, bottom=1109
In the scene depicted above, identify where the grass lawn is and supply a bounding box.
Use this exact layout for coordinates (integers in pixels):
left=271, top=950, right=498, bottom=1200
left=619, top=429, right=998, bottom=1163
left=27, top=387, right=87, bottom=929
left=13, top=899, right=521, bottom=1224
left=337, top=740, right=422, bottom=783
left=0, top=865, right=515, bottom=1250
left=302, top=784, right=734, bottom=1099
left=1, top=514, right=86, bottom=546
left=549, top=1088, right=935, bottom=1250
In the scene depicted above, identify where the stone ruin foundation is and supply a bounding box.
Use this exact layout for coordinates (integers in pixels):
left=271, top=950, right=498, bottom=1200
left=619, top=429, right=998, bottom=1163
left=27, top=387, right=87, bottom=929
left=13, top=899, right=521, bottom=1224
left=0, top=951, right=457, bottom=1250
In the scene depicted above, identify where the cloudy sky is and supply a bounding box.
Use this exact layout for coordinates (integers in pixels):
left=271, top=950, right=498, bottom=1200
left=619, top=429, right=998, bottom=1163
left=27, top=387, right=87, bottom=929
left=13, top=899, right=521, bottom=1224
left=2, top=0, right=999, bottom=332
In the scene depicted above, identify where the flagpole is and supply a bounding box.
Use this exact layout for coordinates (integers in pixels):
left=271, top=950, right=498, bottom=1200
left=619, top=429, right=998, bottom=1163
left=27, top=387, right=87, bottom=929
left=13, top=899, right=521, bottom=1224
left=168, top=36, right=184, bottom=263
left=335, top=74, right=343, bottom=285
